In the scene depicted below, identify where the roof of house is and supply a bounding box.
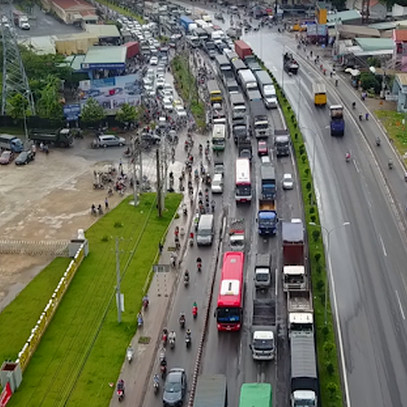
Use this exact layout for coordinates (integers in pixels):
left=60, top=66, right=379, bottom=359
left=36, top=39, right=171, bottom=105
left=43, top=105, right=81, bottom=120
left=368, top=22, right=397, bottom=30
left=82, top=46, right=127, bottom=65
left=327, top=9, right=361, bottom=24
left=52, top=0, right=95, bottom=10
left=393, top=29, right=407, bottom=42
left=396, top=73, right=407, bottom=86
left=355, top=37, right=394, bottom=51
left=85, top=24, right=120, bottom=38
left=339, top=24, right=380, bottom=38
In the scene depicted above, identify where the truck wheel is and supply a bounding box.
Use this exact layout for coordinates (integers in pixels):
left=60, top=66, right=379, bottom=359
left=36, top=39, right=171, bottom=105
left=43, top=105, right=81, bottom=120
left=119, top=143, right=124, bottom=146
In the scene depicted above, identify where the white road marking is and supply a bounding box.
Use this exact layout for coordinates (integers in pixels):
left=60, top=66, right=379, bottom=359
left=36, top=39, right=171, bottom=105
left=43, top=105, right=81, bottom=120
left=378, top=234, right=387, bottom=257
left=395, top=290, right=406, bottom=320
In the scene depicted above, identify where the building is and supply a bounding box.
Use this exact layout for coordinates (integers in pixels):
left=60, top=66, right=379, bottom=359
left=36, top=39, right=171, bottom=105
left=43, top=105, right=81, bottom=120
left=41, top=0, right=98, bottom=25
left=84, top=24, right=121, bottom=45
left=392, top=29, right=407, bottom=72
left=392, top=73, right=407, bottom=112
left=81, top=46, right=127, bottom=79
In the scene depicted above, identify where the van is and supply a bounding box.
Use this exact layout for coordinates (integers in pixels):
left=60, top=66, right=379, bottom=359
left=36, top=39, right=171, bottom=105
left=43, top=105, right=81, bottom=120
left=197, top=214, right=214, bottom=246
left=97, top=135, right=126, bottom=148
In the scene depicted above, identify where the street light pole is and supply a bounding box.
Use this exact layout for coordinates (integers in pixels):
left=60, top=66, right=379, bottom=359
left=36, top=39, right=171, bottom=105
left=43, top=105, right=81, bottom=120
left=300, top=126, right=317, bottom=175
left=309, top=221, right=350, bottom=324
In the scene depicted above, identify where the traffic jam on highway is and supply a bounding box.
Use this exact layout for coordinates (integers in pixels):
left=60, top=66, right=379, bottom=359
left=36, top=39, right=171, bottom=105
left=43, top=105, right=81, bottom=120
left=133, top=8, right=319, bottom=407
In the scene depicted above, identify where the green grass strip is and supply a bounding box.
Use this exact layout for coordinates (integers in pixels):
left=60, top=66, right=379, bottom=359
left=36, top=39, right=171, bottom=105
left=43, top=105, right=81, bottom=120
left=95, top=0, right=145, bottom=24
left=171, top=54, right=206, bottom=132
left=256, top=58, right=343, bottom=405
left=7, top=193, right=181, bottom=407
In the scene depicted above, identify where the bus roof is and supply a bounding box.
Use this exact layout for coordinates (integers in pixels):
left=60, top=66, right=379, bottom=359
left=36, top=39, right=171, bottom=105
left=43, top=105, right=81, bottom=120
left=236, top=158, right=250, bottom=184
left=218, top=251, right=244, bottom=308
left=213, top=124, right=226, bottom=138
left=330, top=104, right=343, bottom=110
left=208, top=79, right=221, bottom=93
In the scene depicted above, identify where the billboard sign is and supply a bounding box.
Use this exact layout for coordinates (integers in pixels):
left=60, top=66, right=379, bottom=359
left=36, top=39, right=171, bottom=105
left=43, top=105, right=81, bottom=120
left=78, top=74, right=142, bottom=112
left=63, top=104, right=81, bottom=121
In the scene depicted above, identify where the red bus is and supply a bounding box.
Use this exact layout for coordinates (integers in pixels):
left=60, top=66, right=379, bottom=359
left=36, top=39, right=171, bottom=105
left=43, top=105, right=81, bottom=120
left=215, top=251, right=245, bottom=331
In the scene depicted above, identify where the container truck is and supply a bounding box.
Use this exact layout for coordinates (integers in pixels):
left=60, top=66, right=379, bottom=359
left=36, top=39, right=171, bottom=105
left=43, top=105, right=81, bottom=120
left=282, top=219, right=306, bottom=291
left=330, top=105, right=344, bottom=136
left=235, top=39, right=253, bottom=60
left=239, top=383, right=272, bottom=407
left=275, top=129, right=291, bottom=157
left=250, top=100, right=271, bottom=139
left=257, top=199, right=278, bottom=236
left=0, top=134, right=23, bottom=153
left=260, top=164, right=276, bottom=200
left=29, top=128, right=73, bottom=148
left=179, top=15, right=196, bottom=32
left=254, top=253, right=271, bottom=289
left=290, top=333, right=318, bottom=407
left=238, top=69, right=258, bottom=95
left=255, top=70, right=277, bottom=108
left=283, top=52, right=299, bottom=74
left=288, top=290, right=314, bottom=338
left=193, top=374, right=227, bottom=407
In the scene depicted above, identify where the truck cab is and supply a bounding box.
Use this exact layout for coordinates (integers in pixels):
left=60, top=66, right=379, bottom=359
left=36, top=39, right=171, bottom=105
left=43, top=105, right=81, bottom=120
left=250, top=330, right=275, bottom=360
left=254, top=253, right=271, bottom=288
left=275, top=130, right=291, bottom=157
left=257, top=199, right=278, bottom=236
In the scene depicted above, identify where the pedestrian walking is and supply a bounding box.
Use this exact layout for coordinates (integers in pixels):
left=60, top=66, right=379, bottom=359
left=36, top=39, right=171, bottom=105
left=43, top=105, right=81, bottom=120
left=31, top=143, right=36, bottom=157
left=158, top=242, right=163, bottom=254
left=105, top=197, right=109, bottom=210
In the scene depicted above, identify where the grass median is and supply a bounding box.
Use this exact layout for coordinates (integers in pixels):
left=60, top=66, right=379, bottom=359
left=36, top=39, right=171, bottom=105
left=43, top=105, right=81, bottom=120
left=6, top=193, right=181, bottom=407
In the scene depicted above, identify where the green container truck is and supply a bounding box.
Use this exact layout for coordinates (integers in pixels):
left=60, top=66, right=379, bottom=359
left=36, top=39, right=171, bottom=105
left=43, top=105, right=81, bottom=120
left=239, top=383, right=272, bottom=407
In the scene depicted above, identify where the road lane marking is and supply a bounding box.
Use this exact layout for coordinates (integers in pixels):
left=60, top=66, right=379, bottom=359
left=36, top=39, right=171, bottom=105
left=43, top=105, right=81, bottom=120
left=395, top=290, right=406, bottom=320
left=354, top=160, right=360, bottom=173
left=378, top=234, right=388, bottom=257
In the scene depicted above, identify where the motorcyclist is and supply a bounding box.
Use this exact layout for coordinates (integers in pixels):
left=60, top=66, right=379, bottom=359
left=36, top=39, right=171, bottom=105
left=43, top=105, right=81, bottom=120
left=169, top=330, right=176, bottom=343
left=162, top=328, right=168, bottom=343
left=192, top=302, right=198, bottom=317
left=186, top=328, right=191, bottom=338
left=184, top=270, right=190, bottom=283
left=352, top=101, right=356, bottom=109
left=153, top=374, right=160, bottom=387
left=143, top=295, right=149, bottom=308
left=388, top=159, right=393, bottom=169
left=117, top=379, right=125, bottom=395
left=179, top=313, right=186, bottom=327
left=137, top=312, right=143, bottom=326
left=196, top=257, right=202, bottom=272
left=345, top=152, right=351, bottom=161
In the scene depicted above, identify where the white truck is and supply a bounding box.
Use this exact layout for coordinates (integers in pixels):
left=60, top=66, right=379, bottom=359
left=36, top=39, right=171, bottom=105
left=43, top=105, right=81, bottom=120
left=254, top=253, right=271, bottom=289
left=13, top=10, right=30, bottom=30
left=287, top=290, right=313, bottom=338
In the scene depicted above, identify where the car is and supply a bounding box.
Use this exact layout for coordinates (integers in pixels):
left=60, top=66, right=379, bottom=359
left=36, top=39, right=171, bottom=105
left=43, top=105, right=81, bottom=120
left=261, top=155, right=271, bottom=164
left=150, top=56, right=158, bottom=65
left=211, top=173, right=224, bottom=194
left=174, top=104, right=187, bottom=118
left=214, top=12, right=224, bottom=21
left=162, top=89, right=173, bottom=101
left=97, top=134, right=126, bottom=148
left=156, top=77, right=165, bottom=89
left=163, top=368, right=187, bottom=407
left=163, top=98, right=173, bottom=112
left=214, top=162, right=224, bottom=175
left=157, top=66, right=165, bottom=76
left=0, top=150, right=14, bottom=165
left=15, top=151, right=34, bottom=165
left=282, top=173, right=294, bottom=190
left=257, top=140, right=268, bottom=156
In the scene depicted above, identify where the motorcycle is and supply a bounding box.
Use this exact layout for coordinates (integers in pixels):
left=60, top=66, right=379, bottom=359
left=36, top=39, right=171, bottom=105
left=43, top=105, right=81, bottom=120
left=117, top=389, right=125, bottom=402
left=184, top=274, right=189, bottom=287
left=126, top=346, right=134, bottom=363
left=197, top=262, right=202, bottom=272
left=376, top=137, right=381, bottom=146
left=169, top=337, right=175, bottom=349
left=388, top=160, right=393, bottom=170
left=138, top=315, right=143, bottom=327
left=153, top=376, right=160, bottom=394
left=179, top=317, right=186, bottom=329
left=160, top=361, right=167, bottom=378
left=192, top=305, right=198, bottom=319
left=345, top=153, right=351, bottom=163
left=189, top=237, right=194, bottom=247
left=185, top=334, right=191, bottom=348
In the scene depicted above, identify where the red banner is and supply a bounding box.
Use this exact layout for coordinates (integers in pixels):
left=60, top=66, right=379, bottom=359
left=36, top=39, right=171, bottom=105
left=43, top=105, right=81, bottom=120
left=0, top=382, right=12, bottom=407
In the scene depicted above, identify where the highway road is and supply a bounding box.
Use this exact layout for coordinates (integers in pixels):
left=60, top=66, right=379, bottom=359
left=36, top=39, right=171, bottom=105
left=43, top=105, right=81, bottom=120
left=142, top=38, right=302, bottom=406
left=166, top=2, right=407, bottom=406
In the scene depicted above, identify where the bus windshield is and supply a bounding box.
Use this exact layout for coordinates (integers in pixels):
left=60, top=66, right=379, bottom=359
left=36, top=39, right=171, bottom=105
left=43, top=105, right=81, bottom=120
left=236, top=185, right=251, bottom=197
left=217, top=307, right=240, bottom=323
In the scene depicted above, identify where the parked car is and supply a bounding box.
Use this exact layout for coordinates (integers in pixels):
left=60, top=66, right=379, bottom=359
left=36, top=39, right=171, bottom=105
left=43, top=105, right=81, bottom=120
left=257, top=140, right=268, bottom=156
left=0, top=150, right=14, bottom=165
left=97, top=135, right=126, bottom=148
left=282, top=173, right=294, bottom=190
left=211, top=173, right=224, bottom=194
left=15, top=151, right=34, bottom=165
left=163, top=368, right=187, bottom=407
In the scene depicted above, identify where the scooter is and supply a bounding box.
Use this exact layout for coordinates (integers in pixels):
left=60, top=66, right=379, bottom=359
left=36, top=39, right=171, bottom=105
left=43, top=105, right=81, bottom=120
left=153, top=376, right=159, bottom=394
left=138, top=315, right=143, bottom=327
left=185, top=334, right=191, bottom=348
left=126, top=346, right=134, bottom=363
left=169, top=337, right=175, bottom=349
left=117, top=389, right=125, bottom=402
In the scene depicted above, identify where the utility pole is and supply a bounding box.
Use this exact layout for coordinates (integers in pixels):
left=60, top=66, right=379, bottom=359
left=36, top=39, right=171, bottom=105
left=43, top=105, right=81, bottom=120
left=156, top=148, right=163, bottom=217
left=115, top=237, right=122, bottom=323
left=131, top=136, right=139, bottom=206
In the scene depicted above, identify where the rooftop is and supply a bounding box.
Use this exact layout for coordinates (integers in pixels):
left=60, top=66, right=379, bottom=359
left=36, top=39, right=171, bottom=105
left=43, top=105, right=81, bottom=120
left=82, top=46, right=127, bottom=65
left=339, top=24, right=380, bottom=38
left=85, top=24, right=120, bottom=38
left=355, top=37, right=394, bottom=51
left=327, top=9, right=361, bottom=25
left=52, top=0, right=95, bottom=10
left=393, top=29, right=407, bottom=42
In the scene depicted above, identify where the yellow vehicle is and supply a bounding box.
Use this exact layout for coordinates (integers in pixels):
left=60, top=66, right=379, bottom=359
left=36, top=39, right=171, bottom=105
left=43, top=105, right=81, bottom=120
left=208, top=79, right=222, bottom=103
left=313, top=82, right=327, bottom=107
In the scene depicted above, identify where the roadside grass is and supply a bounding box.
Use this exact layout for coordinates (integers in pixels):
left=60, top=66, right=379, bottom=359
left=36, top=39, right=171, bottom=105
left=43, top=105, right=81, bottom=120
left=96, top=0, right=145, bottom=24
left=256, top=55, right=343, bottom=406
left=171, top=54, right=206, bottom=132
left=0, top=258, right=70, bottom=363
left=375, top=110, right=407, bottom=164
left=8, top=193, right=181, bottom=407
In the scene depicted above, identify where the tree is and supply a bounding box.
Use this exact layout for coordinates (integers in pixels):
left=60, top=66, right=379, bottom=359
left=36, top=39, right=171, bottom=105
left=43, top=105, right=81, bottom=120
left=36, top=76, right=63, bottom=119
left=360, top=72, right=381, bottom=93
left=331, top=0, right=347, bottom=10
left=80, top=97, right=105, bottom=125
left=115, top=103, right=140, bottom=125
left=6, top=93, right=31, bottom=120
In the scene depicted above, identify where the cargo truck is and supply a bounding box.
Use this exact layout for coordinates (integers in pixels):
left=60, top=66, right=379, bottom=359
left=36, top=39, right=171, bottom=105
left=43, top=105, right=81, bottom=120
left=255, top=70, right=277, bottom=109
left=313, top=82, right=327, bottom=106
left=288, top=290, right=314, bottom=338
left=290, top=333, right=318, bottom=407
left=193, top=374, right=227, bottom=407
left=233, top=116, right=249, bottom=145
left=13, top=10, right=30, bottom=30
left=239, top=383, right=272, bottom=407
left=234, top=39, right=253, bottom=61
left=330, top=105, right=344, bottom=136
left=282, top=219, right=306, bottom=291
left=228, top=218, right=245, bottom=251
left=238, top=69, right=258, bottom=95
left=250, top=100, right=271, bottom=139
left=254, top=253, right=271, bottom=289
left=29, top=128, right=73, bottom=148
left=0, top=134, right=23, bottom=153
left=179, top=15, right=197, bottom=33
left=260, top=164, right=276, bottom=200
left=275, top=129, right=290, bottom=157
left=257, top=199, right=278, bottom=236
left=283, top=52, right=299, bottom=74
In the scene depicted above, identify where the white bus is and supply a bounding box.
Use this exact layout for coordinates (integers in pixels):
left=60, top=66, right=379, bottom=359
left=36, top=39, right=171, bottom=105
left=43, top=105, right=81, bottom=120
left=235, top=158, right=252, bottom=203
left=212, top=124, right=226, bottom=151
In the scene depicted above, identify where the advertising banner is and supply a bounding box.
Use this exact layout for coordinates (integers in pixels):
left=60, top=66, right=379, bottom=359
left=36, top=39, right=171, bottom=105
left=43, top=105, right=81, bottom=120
left=79, top=74, right=142, bottom=111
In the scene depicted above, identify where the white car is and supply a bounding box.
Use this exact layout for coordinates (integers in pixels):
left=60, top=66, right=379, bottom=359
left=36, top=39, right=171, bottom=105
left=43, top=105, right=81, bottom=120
left=175, top=104, right=187, bottom=118
left=211, top=173, right=224, bottom=194
left=162, top=89, right=173, bottom=101
left=157, top=66, right=165, bottom=76
left=150, top=56, right=158, bottom=65
left=261, top=155, right=271, bottom=164
left=282, top=173, right=294, bottom=190
left=156, top=77, right=165, bottom=89
left=163, top=98, right=173, bottom=112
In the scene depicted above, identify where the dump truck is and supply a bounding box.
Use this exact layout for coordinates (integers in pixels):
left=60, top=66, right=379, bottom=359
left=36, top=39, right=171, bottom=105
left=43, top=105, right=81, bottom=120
left=254, top=253, right=271, bottom=289
left=29, top=128, right=73, bottom=148
left=287, top=290, right=313, bottom=338
left=193, top=374, right=227, bottom=407
left=257, top=199, right=277, bottom=236
left=283, top=52, right=299, bottom=74
left=290, top=333, right=318, bottom=407
left=228, top=218, right=245, bottom=251
left=239, top=383, right=272, bottom=407
left=282, top=219, right=306, bottom=291
left=250, top=297, right=276, bottom=360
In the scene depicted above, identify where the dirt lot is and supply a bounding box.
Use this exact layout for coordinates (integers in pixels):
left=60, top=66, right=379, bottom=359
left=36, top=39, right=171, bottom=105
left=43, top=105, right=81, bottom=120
left=0, top=142, right=132, bottom=311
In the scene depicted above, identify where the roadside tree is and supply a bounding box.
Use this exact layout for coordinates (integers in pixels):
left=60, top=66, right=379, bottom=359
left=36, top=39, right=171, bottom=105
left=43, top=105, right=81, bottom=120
left=115, top=103, right=141, bottom=126
left=81, top=97, right=106, bottom=126
left=6, top=93, right=31, bottom=120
